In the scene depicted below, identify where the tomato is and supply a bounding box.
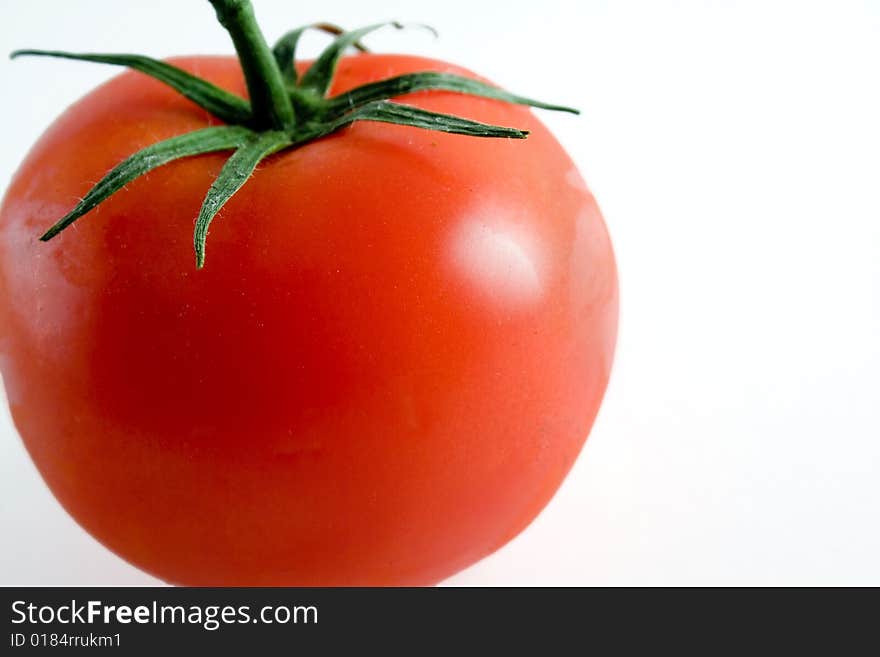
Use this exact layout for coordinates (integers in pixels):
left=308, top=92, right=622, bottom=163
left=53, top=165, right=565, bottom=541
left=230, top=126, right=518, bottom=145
left=0, top=53, right=618, bottom=585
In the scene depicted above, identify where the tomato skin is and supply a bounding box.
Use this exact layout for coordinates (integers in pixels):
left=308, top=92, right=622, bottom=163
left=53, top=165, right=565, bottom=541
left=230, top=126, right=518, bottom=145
left=0, top=54, right=617, bottom=585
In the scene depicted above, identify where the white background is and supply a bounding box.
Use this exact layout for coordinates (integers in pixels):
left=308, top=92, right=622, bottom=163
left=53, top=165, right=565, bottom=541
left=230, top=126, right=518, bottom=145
left=1, top=0, right=878, bottom=586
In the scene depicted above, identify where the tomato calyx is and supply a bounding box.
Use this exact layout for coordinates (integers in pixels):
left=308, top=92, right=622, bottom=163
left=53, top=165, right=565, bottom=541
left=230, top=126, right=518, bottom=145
left=11, top=0, right=580, bottom=268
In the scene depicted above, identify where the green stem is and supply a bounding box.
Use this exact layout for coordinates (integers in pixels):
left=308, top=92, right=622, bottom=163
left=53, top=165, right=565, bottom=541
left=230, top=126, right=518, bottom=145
left=14, top=14, right=581, bottom=267
left=208, top=0, right=294, bottom=129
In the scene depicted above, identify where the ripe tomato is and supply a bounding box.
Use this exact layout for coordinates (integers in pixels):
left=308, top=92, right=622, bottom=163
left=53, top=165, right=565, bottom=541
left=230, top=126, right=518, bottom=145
left=0, top=54, right=617, bottom=585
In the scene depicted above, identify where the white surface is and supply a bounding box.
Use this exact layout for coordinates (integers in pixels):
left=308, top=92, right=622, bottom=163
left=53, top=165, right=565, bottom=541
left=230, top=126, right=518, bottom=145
left=1, top=0, right=879, bottom=586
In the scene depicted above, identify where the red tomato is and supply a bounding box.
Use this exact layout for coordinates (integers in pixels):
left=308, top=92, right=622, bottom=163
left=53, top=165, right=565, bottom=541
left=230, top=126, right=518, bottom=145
left=0, top=54, right=618, bottom=585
